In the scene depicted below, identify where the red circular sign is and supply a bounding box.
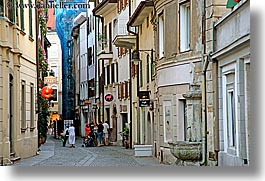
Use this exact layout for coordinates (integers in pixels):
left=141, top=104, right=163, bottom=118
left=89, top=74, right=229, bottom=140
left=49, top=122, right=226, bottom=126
left=105, top=94, right=114, bottom=102
left=41, top=86, right=53, bottom=99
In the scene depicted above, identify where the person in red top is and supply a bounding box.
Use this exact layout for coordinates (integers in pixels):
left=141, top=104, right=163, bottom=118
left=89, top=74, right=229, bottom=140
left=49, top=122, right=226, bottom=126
left=85, top=123, right=91, bottom=137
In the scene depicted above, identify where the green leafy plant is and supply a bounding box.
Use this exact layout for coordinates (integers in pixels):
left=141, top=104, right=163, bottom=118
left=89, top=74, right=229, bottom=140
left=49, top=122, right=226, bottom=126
left=37, top=45, right=50, bottom=147
left=124, top=127, right=129, bottom=135
left=98, top=33, right=107, bottom=44
left=39, top=14, right=47, bottom=36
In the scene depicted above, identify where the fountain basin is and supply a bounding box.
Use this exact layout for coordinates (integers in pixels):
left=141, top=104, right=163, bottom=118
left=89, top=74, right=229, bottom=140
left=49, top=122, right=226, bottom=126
left=168, top=141, right=202, bottom=161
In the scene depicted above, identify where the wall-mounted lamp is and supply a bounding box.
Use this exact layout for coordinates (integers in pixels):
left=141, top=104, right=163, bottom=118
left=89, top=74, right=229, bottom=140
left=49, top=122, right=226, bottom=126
left=131, top=49, right=154, bottom=65
left=131, top=50, right=141, bottom=65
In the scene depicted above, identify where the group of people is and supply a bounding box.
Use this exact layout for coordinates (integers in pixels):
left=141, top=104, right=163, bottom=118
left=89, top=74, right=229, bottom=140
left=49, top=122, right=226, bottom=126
left=62, top=121, right=110, bottom=148
left=85, top=121, right=110, bottom=146
left=97, top=121, right=110, bottom=146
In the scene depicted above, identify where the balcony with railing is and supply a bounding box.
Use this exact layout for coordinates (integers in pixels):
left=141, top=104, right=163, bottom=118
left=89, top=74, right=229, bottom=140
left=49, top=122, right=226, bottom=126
left=113, top=15, right=136, bottom=49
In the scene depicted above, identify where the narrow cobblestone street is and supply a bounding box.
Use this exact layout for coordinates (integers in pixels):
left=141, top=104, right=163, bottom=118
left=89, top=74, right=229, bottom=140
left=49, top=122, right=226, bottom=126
left=13, top=136, right=165, bottom=167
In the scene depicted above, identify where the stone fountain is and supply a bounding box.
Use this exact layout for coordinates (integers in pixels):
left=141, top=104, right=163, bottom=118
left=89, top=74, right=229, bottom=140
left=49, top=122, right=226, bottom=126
left=168, top=84, right=202, bottom=164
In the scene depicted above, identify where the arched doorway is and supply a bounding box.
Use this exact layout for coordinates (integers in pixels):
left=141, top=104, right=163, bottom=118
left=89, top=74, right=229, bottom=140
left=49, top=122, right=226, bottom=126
left=146, top=111, right=152, bottom=145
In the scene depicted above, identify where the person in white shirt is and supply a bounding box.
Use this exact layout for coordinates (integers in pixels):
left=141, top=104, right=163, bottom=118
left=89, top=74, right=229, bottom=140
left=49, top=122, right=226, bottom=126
left=103, top=121, right=110, bottom=145
left=68, top=124, right=75, bottom=148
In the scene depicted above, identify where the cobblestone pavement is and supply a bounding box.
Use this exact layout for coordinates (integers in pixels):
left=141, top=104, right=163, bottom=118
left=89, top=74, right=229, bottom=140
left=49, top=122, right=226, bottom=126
left=14, top=135, right=166, bottom=167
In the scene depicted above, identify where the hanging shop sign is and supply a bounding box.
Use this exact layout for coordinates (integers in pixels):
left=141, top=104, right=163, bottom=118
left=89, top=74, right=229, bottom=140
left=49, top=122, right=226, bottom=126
left=105, top=93, right=114, bottom=102
left=44, top=76, right=56, bottom=84
left=139, top=91, right=150, bottom=107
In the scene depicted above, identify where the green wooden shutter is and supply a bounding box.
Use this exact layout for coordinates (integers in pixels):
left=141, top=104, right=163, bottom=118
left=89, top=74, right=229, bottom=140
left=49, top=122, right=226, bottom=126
left=29, top=0, right=33, bottom=37
left=20, top=0, right=24, bottom=30
left=139, top=61, right=143, bottom=87
left=146, top=55, right=150, bottom=83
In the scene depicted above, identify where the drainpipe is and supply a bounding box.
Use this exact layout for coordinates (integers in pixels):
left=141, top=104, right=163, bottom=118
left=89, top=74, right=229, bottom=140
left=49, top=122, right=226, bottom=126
left=200, top=0, right=207, bottom=166
left=127, top=0, right=138, bottom=149
left=94, top=14, right=104, bottom=124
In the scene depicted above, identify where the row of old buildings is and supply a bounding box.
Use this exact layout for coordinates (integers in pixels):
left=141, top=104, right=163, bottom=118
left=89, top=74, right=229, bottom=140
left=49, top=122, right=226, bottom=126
left=0, top=0, right=250, bottom=166
left=0, top=0, right=64, bottom=165
left=70, top=0, right=250, bottom=166
left=1, top=0, right=40, bottom=164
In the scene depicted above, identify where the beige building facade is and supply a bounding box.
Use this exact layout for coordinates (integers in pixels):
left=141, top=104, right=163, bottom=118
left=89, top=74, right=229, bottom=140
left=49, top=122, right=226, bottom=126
left=211, top=0, right=250, bottom=166
left=153, top=0, right=204, bottom=165
left=1, top=0, right=38, bottom=165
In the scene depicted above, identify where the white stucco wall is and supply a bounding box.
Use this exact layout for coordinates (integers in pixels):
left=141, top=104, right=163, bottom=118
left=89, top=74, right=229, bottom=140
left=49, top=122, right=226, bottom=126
left=157, top=62, right=194, bottom=87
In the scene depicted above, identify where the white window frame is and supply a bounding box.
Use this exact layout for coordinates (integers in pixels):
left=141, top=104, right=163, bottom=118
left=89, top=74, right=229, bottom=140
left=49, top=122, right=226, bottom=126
left=180, top=2, right=190, bottom=52
left=158, top=12, right=164, bottom=59
left=222, top=63, right=238, bottom=156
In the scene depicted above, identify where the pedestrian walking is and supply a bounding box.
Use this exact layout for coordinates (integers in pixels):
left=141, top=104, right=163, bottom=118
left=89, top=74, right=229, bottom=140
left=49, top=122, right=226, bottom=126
left=62, top=126, right=69, bottom=147
left=103, top=121, right=110, bottom=145
left=68, top=123, right=75, bottom=148
left=97, top=121, right=104, bottom=146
